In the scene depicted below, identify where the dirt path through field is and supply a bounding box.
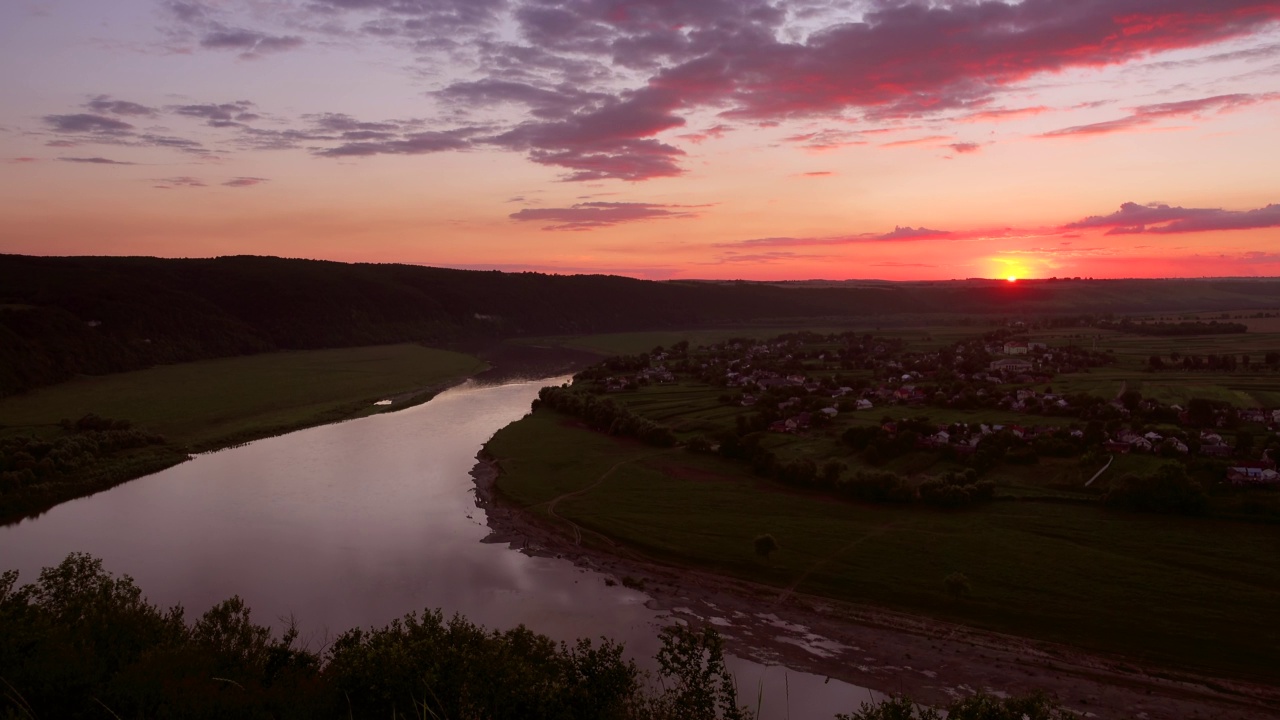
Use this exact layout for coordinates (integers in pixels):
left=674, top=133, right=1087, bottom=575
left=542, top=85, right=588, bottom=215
left=773, top=521, right=902, bottom=607
left=538, top=450, right=674, bottom=547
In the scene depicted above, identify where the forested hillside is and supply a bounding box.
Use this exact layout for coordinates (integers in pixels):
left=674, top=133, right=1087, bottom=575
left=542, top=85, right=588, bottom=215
left=3, top=254, right=1279, bottom=397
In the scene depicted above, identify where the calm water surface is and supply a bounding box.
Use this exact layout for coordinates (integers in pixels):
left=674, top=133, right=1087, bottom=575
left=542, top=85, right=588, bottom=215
left=0, top=378, right=875, bottom=719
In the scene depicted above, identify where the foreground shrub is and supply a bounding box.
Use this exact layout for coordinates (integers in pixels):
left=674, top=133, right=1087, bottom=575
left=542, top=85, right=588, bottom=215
left=3, top=554, right=1080, bottom=720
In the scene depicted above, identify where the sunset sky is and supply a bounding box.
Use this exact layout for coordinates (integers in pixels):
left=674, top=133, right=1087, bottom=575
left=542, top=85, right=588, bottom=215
left=2, top=0, right=1279, bottom=280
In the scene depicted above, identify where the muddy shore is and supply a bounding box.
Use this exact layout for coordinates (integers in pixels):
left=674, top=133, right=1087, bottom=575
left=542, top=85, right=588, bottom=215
left=472, top=457, right=1280, bottom=720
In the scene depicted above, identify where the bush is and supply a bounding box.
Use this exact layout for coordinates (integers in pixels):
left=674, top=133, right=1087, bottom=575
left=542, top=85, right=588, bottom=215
left=754, top=533, right=779, bottom=558
left=1103, top=465, right=1208, bottom=516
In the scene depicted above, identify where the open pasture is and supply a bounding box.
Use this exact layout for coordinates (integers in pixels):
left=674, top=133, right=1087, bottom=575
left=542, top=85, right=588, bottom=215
left=0, top=344, right=484, bottom=448
left=523, top=321, right=999, bottom=358
left=488, top=411, right=1280, bottom=683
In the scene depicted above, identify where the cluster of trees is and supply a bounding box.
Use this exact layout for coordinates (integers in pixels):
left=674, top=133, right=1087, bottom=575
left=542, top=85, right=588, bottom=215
left=1103, top=465, right=1209, bottom=516
left=1148, top=352, right=1279, bottom=371
left=0, top=416, right=166, bottom=494
left=918, top=471, right=998, bottom=508
left=715, top=434, right=997, bottom=509
left=534, top=387, right=677, bottom=447
left=0, top=554, right=1080, bottom=720
left=0, top=415, right=177, bottom=522
left=1108, top=320, right=1247, bottom=336
left=838, top=693, right=1079, bottom=720
left=0, top=554, right=753, bottom=720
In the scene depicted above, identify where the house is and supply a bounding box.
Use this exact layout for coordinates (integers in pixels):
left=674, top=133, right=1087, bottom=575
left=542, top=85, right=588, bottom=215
left=820, top=407, right=839, bottom=419
left=855, top=399, right=874, bottom=411
left=1004, top=341, right=1029, bottom=355
left=1241, top=409, right=1267, bottom=423
left=1202, top=444, right=1233, bottom=458
left=990, top=358, right=1033, bottom=373
left=1228, top=462, right=1275, bottom=483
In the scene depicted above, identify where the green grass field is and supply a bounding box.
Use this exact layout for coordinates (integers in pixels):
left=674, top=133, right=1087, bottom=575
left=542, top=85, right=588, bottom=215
left=488, top=411, right=1280, bottom=683
left=0, top=344, right=485, bottom=522
left=523, top=322, right=1007, bottom=357
left=0, top=344, right=484, bottom=448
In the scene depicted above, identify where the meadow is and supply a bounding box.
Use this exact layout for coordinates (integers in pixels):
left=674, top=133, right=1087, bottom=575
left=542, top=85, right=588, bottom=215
left=0, top=344, right=484, bottom=521
left=0, top=344, right=483, bottom=447
left=488, top=410, right=1280, bottom=683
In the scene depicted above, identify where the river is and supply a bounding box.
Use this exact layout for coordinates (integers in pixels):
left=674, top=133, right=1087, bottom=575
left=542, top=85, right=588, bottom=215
left=0, top=377, right=877, bottom=719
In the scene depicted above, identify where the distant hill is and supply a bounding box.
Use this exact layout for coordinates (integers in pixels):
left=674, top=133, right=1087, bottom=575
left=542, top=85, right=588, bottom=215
left=2, top=254, right=1279, bottom=397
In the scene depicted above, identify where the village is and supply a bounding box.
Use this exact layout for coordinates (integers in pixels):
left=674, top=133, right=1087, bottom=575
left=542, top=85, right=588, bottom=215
left=589, top=329, right=1280, bottom=487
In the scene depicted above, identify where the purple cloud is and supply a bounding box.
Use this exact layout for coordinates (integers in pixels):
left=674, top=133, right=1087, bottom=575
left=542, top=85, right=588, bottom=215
left=509, top=201, right=699, bottom=230
left=486, top=87, right=686, bottom=181
left=223, top=177, right=269, bottom=187
left=1066, top=202, right=1280, bottom=234
left=44, top=114, right=135, bottom=135
left=200, top=29, right=304, bottom=55
left=153, top=176, right=207, bottom=189
left=170, top=101, right=258, bottom=126
left=86, top=96, right=158, bottom=117
left=315, top=128, right=475, bottom=157
left=58, top=156, right=136, bottom=165
left=722, top=226, right=953, bottom=249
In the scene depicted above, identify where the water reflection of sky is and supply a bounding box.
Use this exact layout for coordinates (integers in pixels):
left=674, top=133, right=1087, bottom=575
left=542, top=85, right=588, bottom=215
left=0, top=378, right=876, bottom=719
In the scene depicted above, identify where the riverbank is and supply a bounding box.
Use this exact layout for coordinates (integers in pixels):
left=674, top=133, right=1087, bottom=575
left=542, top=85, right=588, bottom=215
left=0, top=341, right=607, bottom=526
left=473, top=456, right=1280, bottom=719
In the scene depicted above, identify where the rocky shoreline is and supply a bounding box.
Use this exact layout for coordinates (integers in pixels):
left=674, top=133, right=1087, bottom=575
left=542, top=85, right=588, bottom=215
left=472, top=456, right=1280, bottom=719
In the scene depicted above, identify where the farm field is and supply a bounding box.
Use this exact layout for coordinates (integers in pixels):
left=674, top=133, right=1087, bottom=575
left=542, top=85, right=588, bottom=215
left=524, top=322, right=1004, bottom=358
left=0, top=344, right=484, bottom=448
left=0, top=344, right=484, bottom=521
left=488, top=410, right=1280, bottom=683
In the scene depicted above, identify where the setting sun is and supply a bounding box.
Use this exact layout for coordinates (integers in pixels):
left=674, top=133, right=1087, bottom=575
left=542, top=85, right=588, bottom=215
left=1007, top=276, right=1018, bottom=283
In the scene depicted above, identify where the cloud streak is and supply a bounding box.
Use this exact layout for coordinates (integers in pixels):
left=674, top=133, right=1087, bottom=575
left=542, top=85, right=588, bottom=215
left=509, top=201, right=700, bottom=230
left=1041, top=93, right=1279, bottom=137
left=721, top=226, right=955, bottom=249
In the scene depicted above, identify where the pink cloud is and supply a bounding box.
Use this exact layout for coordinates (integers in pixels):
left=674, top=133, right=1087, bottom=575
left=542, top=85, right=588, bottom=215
left=881, top=135, right=952, bottom=149
left=957, top=106, right=1050, bottom=123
